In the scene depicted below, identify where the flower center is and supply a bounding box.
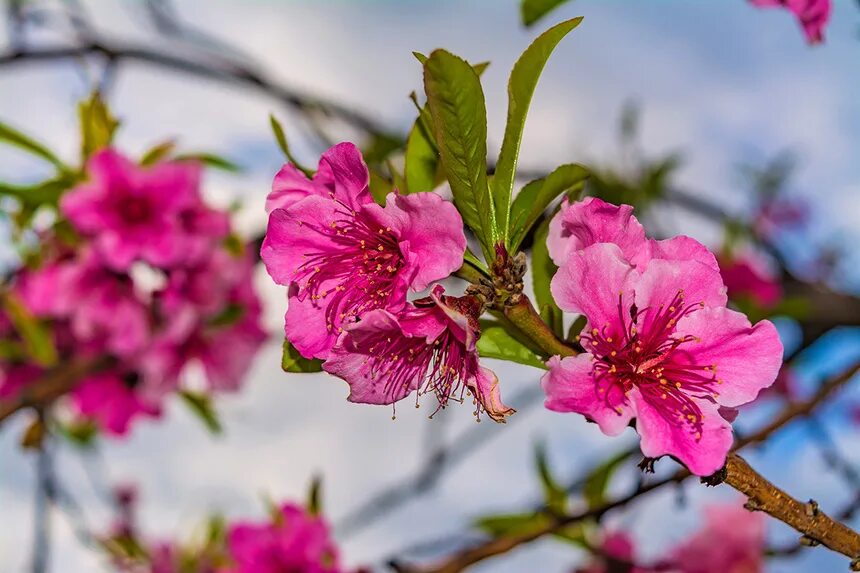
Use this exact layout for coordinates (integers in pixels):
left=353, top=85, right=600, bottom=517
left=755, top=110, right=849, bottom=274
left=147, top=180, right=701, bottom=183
left=117, top=196, right=153, bottom=225
left=295, top=198, right=404, bottom=333
left=578, top=290, right=720, bottom=440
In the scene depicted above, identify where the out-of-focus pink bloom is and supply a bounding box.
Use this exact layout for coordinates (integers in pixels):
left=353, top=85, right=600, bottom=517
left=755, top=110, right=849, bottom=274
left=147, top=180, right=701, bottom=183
left=225, top=503, right=343, bottom=573
left=719, top=254, right=782, bottom=308
left=150, top=249, right=267, bottom=393
left=543, top=199, right=782, bottom=476
left=324, top=285, right=514, bottom=422
left=762, top=364, right=798, bottom=401
left=71, top=371, right=161, bottom=436
left=0, top=363, right=43, bottom=400
left=749, top=0, right=831, bottom=44
left=671, top=503, right=765, bottom=573
left=61, top=149, right=200, bottom=271
left=754, top=194, right=809, bottom=238
left=574, top=531, right=654, bottom=573
left=261, top=142, right=466, bottom=360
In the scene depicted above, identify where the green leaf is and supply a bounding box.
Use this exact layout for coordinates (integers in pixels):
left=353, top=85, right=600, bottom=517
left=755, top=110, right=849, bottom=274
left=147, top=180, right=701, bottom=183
left=282, top=339, right=323, bottom=373
left=269, top=113, right=314, bottom=177
left=178, top=391, right=222, bottom=434
left=532, top=219, right=563, bottom=337
left=78, top=92, right=119, bottom=161
left=0, top=176, right=74, bottom=208
left=404, top=117, right=438, bottom=195
left=207, top=303, right=245, bottom=328
left=56, top=420, right=98, bottom=448
left=582, top=449, right=632, bottom=509
left=174, top=152, right=241, bottom=172
left=1, top=292, right=58, bottom=367
left=474, top=512, right=552, bottom=537
left=509, top=163, right=589, bottom=250
left=369, top=168, right=394, bottom=205
left=423, top=49, right=497, bottom=261
left=495, top=18, right=582, bottom=247
left=307, top=475, right=323, bottom=516
left=140, top=139, right=177, bottom=166
left=0, top=121, right=68, bottom=171
left=535, top=442, right=567, bottom=512
left=363, top=132, right=405, bottom=165
left=521, top=0, right=574, bottom=27
left=477, top=319, right=547, bottom=368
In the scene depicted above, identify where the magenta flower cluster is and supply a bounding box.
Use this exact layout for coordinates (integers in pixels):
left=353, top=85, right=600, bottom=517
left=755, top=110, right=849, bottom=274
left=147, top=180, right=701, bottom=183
left=0, top=149, right=266, bottom=435
left=542, top=197, right=783, bottom=475
left=262, top=143, right=513, bottom=421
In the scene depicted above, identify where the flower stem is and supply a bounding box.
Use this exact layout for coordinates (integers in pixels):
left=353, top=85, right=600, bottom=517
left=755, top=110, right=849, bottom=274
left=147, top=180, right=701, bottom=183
left=502, top=295, right=577, bottom=359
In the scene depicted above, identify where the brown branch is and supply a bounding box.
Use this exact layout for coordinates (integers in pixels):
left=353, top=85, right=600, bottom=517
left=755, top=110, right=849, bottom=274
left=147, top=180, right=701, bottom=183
left=0, top=356, right=109, bottom=426
left=394, top=359, right=860, bottom=573
left=725, top=454, right=860, bottom=561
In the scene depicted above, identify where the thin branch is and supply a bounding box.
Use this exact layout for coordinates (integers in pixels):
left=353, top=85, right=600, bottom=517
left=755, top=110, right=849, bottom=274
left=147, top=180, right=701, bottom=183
left=391, top=359, right=860, bottom=573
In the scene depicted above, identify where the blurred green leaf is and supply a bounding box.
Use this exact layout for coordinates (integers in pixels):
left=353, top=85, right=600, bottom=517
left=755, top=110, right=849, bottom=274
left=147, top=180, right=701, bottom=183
left=178, top=391, right=222, bottom=434
left=362, top=132, right=405, bottom=165
left=535, top=442, right=567, bottom=512
left=477, top=319, right=547, bottom=368
left=175, top=152, right=241, bottom=172
left=1, top=292, right=58, bottom=367
left=20, top=416, right=47, bottom=450
left=521, top=0, right=574, bottom=27
left=582, top=449, right=631, bottom=509
left=207, top=303, right=245, bottom=328
left=532, top=219, right=564, bottom=337
left=78, top=92, right=119, bottom=161
left=509, top=163, right=589, bottom=250
left=56, top=420, right=98, bottom=448
left=282, top=339, right=323, bottom=373
left=140, top=139, right=177, bottom=166
left=423, top=49, right=497, bottom=261
left=0, top=121, right=68, bottom=171
left=0, top=176, right=73, bottom=208
left=566, top=315, right=587, bottom=343
left=369, top=168, right=394, bottom=205
left=475, top=512, right=552, bottom=537
left=495, top=18, right=582, bottom=246
left=307, top=475, right=323, bottom=516
left=269, top=113, right=314, bottom=177
left=404, top=117, right=438, bottom=195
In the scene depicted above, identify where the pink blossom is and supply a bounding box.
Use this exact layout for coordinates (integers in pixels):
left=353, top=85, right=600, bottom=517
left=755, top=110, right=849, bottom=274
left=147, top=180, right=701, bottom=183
left=72, top=371, right=162, bottom=436
left=261, top=143, right=466, bottom=360
left=543, top=199, right=782, bottom=476
left=719, top=254, right=782, bottom=308
left=61, top=149, right=201, bottom=271
left=671, top=503, right=765, bottom=573
left=324, top=285, right=514, bottom=422
left=749, top=0, right=831, bottom=44
left=0, top=363, right=43, bottom=400
left=148, top=248, right=267, bottom=393
left=574, top=531, right=650, bottom=573
left=548, top=197, right=719, bottom=272
left=224, top=503, right=343, bottom=573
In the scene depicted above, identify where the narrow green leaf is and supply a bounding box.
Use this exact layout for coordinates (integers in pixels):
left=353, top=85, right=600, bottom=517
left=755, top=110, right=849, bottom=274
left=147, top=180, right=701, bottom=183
left=477, top=319, right=547, bottom=369
left=423, top=49, right=497, bottom=261
left=474, top=512, right=552, bottom=537
left=307, top=475, right=323, bottom=516
left=0, top=121, right=67, bottom=171
left=178, top=390, right=222, bottom=434
left=509, top=163, right=589, bottom=250
left=175, top=152, right=241, bottom=172
left=582, top=449, right=632, bottom=509
left=521, top=0, right=574, bottom=27
left=269, top=114, right=314, bottom=176
left=282, top=339, right=323, bottom=373
left=404, top=117, right=438, bottom=195
left=369, top=168, right=394, bottom=205
left=207, top=303, right=245, bottom=328
left=363, top=133, right=405, bottom=165
left=140, top=139, right=177, bottom=166
left=495, top=18, right=582, bottom=246
left=0, top=176, right=73, bottom=208
left=78, top=92, right=119, bottom=161
left=532, top=219, right=563, bottom=336
left=1, top=292, right=58, bottom=367
left=534, top=442, right=567, bottom=512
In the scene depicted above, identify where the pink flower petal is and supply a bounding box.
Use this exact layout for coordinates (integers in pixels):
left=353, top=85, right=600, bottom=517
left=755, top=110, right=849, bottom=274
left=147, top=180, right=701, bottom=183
left=467, top=367, right=515, bottom=423
left=284, top=289, right=338, bottom=360
left=542, top=355, right=635, bottom=436
left=649, top=235, right=720, bottom=273
left=267, top=163, right=322, bottom=213
left=551, top=243, right=638, bottom=328
left=548, top=197, right=648, bottom=267
left=318, top=142, right=372, bottom=210
left=674, top=307, right=783, bottom=408
left=378, top=192, right=466, bottom=291
left=633, top=393, right=733, bottom=476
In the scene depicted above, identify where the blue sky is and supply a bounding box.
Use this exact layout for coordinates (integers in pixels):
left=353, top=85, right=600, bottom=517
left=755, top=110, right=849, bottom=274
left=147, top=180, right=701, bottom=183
left=1, top=1, right=859, bottom=572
